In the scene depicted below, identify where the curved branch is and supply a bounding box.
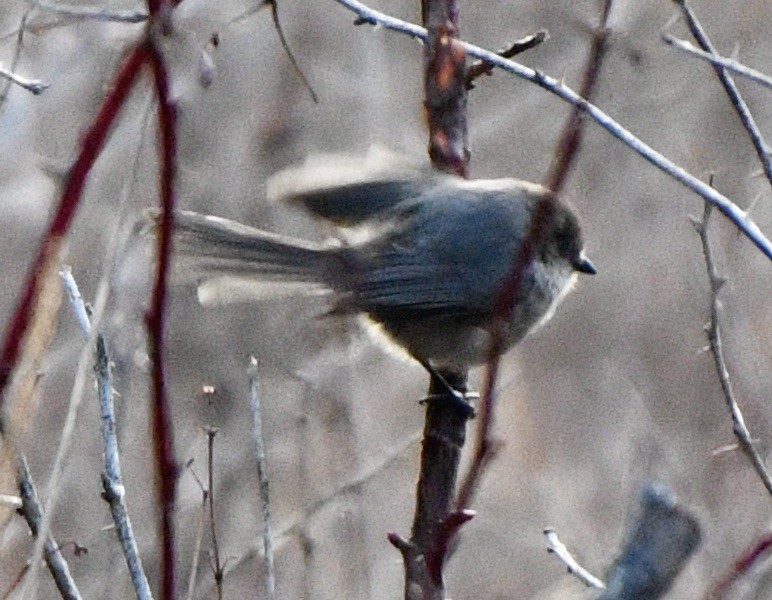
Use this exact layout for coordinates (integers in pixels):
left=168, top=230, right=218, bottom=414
left=331, top=0, right=772, bottom=261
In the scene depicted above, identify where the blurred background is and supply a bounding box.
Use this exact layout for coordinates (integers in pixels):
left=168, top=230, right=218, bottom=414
left=1, top=0, right=771, bottom=598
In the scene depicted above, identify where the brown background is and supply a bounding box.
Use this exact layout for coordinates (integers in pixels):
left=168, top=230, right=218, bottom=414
left=1, top=0, right=771, bottom=598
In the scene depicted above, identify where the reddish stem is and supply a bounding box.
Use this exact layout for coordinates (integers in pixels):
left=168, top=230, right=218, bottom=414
left=0, top=45, right=148, bottom=417
left=145, top=38, right=178, bottom=600
left=707, top=533, right=772, bottom=600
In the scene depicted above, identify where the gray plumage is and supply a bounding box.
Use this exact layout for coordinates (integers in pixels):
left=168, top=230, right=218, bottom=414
left=167, top=171, right=595, bottom=375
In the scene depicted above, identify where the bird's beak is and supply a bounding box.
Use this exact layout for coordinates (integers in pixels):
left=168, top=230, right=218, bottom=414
left=573, top=254, right=596, bottom=275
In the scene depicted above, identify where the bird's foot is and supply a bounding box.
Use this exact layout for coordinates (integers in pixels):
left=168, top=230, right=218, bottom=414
left=419, top=363, right=477, bottom=419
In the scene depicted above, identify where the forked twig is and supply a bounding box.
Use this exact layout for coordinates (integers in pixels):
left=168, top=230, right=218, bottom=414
left=673, top=0, right=772, bottom=190
left=330, top=0, right=772, bottom=260
left=692, top=204, right=772, bottom=496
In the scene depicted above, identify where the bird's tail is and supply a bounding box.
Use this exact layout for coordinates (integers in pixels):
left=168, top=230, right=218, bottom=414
left=148, top=210, right=337, bottom=306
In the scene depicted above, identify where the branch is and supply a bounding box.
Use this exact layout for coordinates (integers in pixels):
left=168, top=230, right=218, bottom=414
left=421, top=0, right=468, bottom=176
left=673, top=0, right=772, bottom=191
left=543, top=528, right=605, bottom=589
left=692, top=205, right=772, bottom=496
left=248, top=358, right=276, bottom=600
left=17, top=456, right=83, bottom=600
left=331, top=0, right=772, bottom=261
left=391, top=2, right=472, bottom=598
left=705, top=532, right=772, bottom=600
left=60, top=268, right=153, bottom=600
left=35, top=1, right=148, bottom=24
left=0, top=62, right=49, bottom=94
left=663, top=34, right=772, bottom=91
left=145, top=36, right=179, bottom=600
left=465, top=30, right=548, bottom=89
left=0, top=43, right=147, bottom=417
left=545, top=0, right=614, bottom=194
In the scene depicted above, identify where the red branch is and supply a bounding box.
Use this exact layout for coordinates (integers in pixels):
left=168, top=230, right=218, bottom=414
left=706, top=533, right=772, bottom=600
left=145, top=38, right=178, bottom=600
left=0, top=45, right=148, bottom=417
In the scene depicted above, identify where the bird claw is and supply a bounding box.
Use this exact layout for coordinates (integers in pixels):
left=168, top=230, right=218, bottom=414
left=420, top=389, right=478, bottom=418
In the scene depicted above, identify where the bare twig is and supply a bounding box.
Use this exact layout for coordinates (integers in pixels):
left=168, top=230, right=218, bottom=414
left=466, top=30, right=548, bottom=89
left=248, top=358, right=275, bottom=599
left=0, top=42, right=146, bottom=423
left=35, top=1, right=148, bottom=24
left=264, top=0, right=318, bottom=104
left=205, top=428, right=224, bottom=599
left=230, top=1, right=318, bottom=103
left=97, top=335, right=153, bottom=600
left=692, top=204, right=772, bottom=496
left=0, top=7, right=33, bottom=102
left=543, top=528, right=605, bottom=589
left=60, top=268, right=153, bottom=600
left=185, top=481, right=207, bottom=600
left=673, top=0, right=772, bottom=191
left=208, top=431, right=421, bottom=593
left=330, top=0, right=772, bottom=260
left=545, top=0, right=614, bottom=194
left=705, top=532, right=772, bottom=600
left=0, top=63, right=49, bottom=95
left=16, top=456, right=83, bottom=600
left=663, top=34, right=772, bottom=91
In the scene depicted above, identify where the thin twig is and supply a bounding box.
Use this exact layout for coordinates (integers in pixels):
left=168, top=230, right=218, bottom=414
left=16, top=456, right=81, bottom=600
left=330, top=0, right=772, bottom=260
left=466, top=30, right=548, bottom=89
left=543, top=528, right=605, bottom=589
left=264, top=0, right=318, bottom=104
left=230, top=1, right=318, bottom=103
left=35, top=1, right=148, bottom=24
left=16, top=455, right=83, bottom=600
left=185, top=482, right=207, bottom=600
left=545, top=0, right=614, bottom=194
left=206, top=427, right=224, bottom=599
left=705, top=532, right=772, bottom=600
left=207, top=431, right=421, bottom=592
left=0, top=63, right=49, bottom=94
left=145, top=34, right=179, bottom=600
left=673, top=0, right=772, bottom=191
left=0, top=43, right=147, bottom=419
left=663, top=34, right=772, bottom=91
left=97, top=335, right=154, bottom=599
left=248, top=357, right=275, bottom=600
left=692, top=204, right=772, bottom=496
left=0, top=7, right=32, bottom=102
left=60, top=268, right=153, bottom=599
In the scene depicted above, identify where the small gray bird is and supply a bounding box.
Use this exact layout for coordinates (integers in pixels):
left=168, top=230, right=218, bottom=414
left=166, top=153, right=595, bottom=402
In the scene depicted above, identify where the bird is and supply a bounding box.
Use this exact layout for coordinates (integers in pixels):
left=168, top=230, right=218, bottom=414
left=160, top=151, right=595, bottom=410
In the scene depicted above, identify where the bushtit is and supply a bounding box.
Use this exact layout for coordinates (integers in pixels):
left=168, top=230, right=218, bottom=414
left=166, top=152, right=595, bottom=400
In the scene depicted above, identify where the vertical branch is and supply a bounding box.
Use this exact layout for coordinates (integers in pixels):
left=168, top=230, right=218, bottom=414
left=145, top=37, right=178, bottom=600
left=421, top=0, right=468, bottom=176
left=394, top=3, right=472, bottom=598
left=248, top=358, right=276, bottom=599
left=692, top=205, right=772, bottom=496
left=206, top=428, right=224, bottom=599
